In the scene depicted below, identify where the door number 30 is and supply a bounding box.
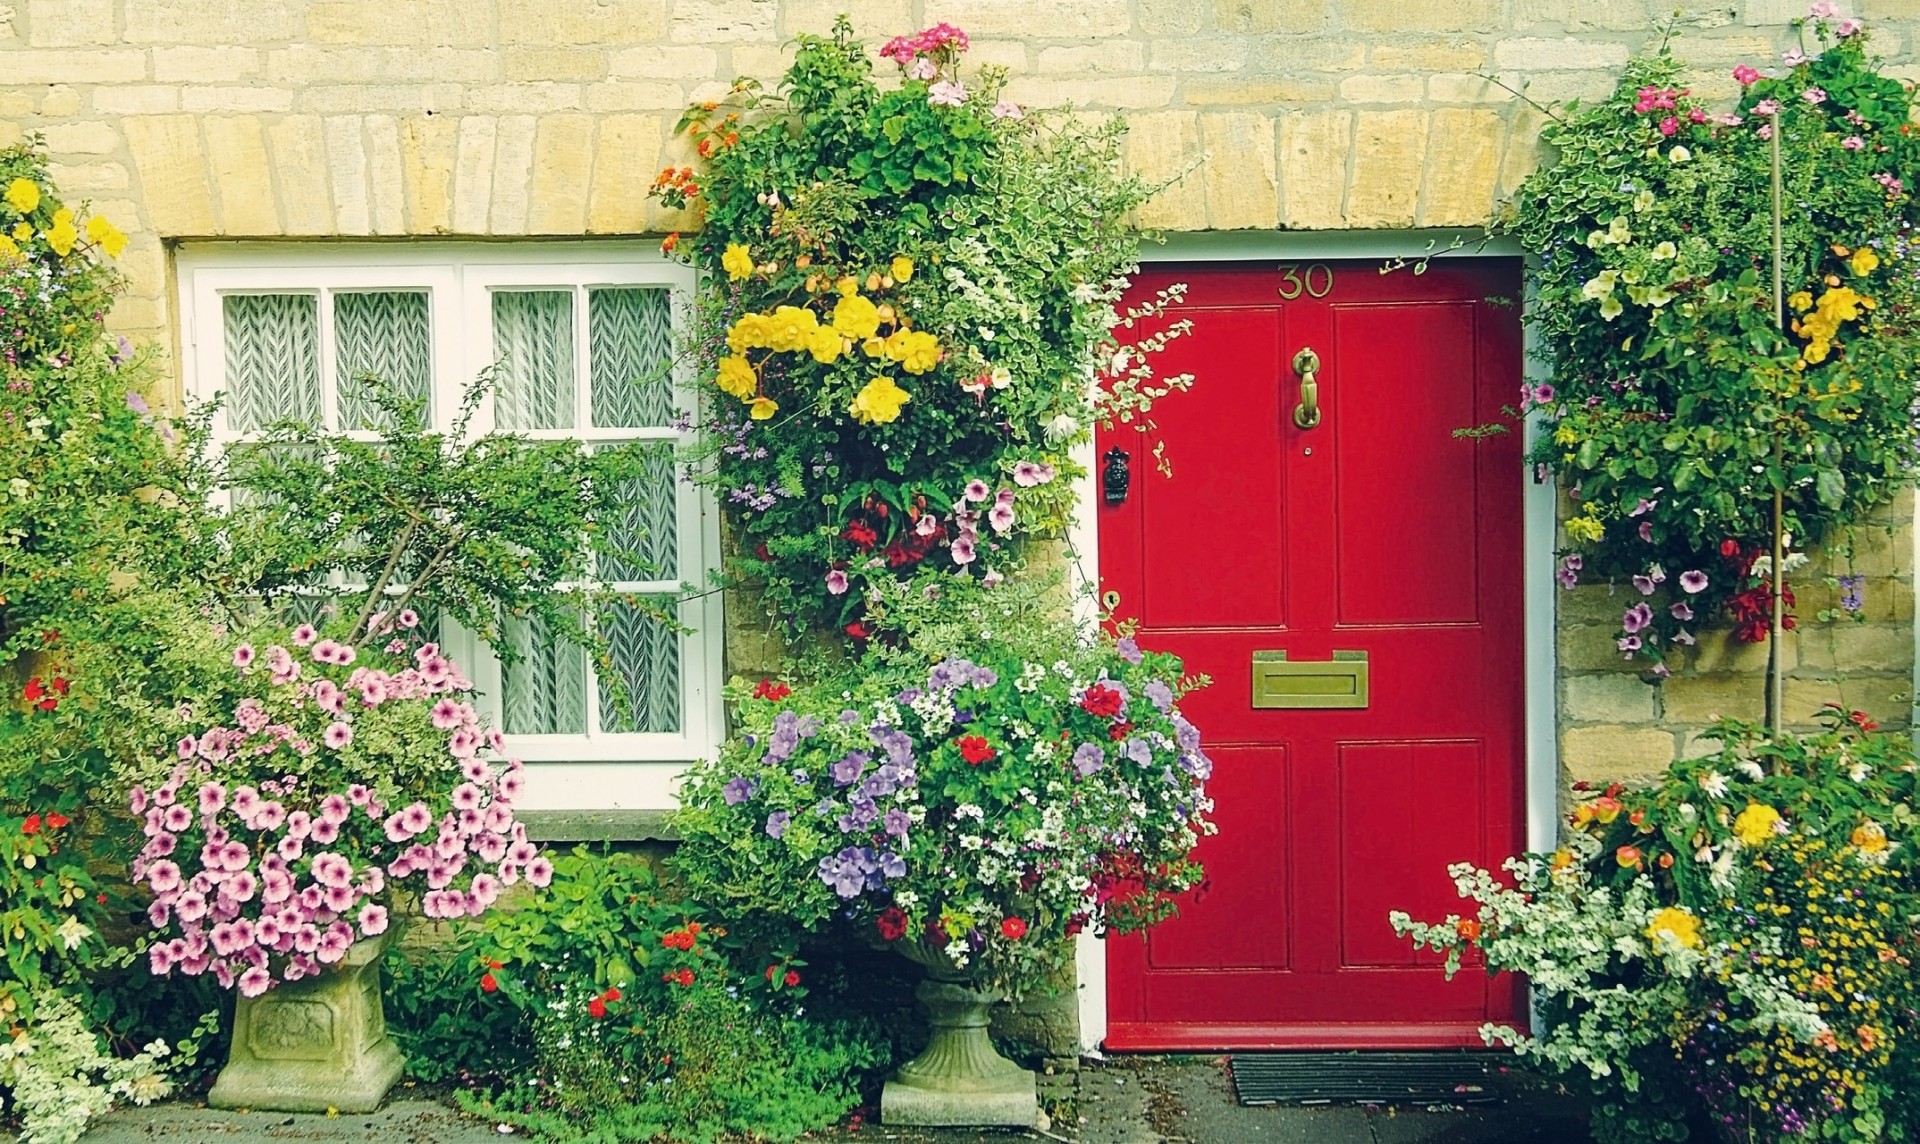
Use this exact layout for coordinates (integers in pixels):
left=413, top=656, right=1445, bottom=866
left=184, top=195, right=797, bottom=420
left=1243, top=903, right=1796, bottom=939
left=1277, top=264, right=1335, bottom=300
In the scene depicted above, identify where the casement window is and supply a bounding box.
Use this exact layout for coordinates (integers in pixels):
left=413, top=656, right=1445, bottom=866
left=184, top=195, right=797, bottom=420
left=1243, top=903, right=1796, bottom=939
left=177, top=244, right=721, bottom=811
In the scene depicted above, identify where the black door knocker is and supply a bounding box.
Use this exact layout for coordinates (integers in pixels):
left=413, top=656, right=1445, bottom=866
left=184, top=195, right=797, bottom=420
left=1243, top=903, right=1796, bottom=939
left=1102, top=447, right=1131, bottom=506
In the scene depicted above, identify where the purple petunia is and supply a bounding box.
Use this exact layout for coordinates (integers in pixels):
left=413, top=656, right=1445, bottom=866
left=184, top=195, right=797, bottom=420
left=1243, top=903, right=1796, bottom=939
left=1116, top=637, right=1143, bottom=665
left=765, top=810, right=791, bottom=838
left=722, top=776, right=758, bottom=805
left=1072, top=742, right=1106, bottom=776
left=1622, top=603, right=1653, bottom=634
left=1679, top=569, right=1708, bottom=594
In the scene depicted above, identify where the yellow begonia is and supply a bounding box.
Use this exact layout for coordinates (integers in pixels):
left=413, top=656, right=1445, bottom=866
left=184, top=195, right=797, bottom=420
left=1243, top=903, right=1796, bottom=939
left=4, top=178, right=40, bottom=216
left=1851, top=248, right=1880, bottom=277
left=84, top=214, right=126, bottom=258
left=1734, top=802, right=1783, bottom=848
left=764, top=305, right=818, bottom=352
left=861, top=335, right=887, bottom=359
left=835, top=276, right=859, bottom=297
left=895, top=330, right=941, bottom=374
left=716, top=355, right=758, bottom=399
left=1800, top=286, right=1869, bottom=364
left=1789, top=290, right=1814, bottom=313
left=890, top=255, right=914, bottom=283
left=806, top=324, right=845, bottom=365
left=831, top=293, right=882, bottom=340
left=747, top=396, right=778, bottom=420
left=848, top=375, right=911, bottom=425
left=0, top=235, right=17, bottom=262
left=721, top=243, right=754, bottom=282
left=728, top=312, right=770, bottom=354
left=44, top=208, right=77, bottom=257
left=1647, top=907, right=1703, bottom=950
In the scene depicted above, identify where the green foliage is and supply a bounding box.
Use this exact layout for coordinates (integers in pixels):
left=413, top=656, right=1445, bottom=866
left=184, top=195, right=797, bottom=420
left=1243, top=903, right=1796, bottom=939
left=452, top=847, right=891, bottom=1143
left=1, top=989, right=174, bottom=1144
left=219, top=378, right=677, bottom=670
left=1396, top=709, right=1920, bottom=1142
left=383, top=940, right=531, bottom=1084
left=1505, top=18, right=1920, bottom=669
left=672, top=570, right=1214, bottom=993
left=655, top=18, right=1182, bottom=634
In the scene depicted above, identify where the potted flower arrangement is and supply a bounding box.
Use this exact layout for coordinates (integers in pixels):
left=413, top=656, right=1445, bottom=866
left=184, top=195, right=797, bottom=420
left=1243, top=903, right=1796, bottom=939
left=1509, top=8, right=1919, bottom=672
left=674, top=575, right=1214, bottom=1126
left=127, top=615, right=542, bottom=1113
left=1394, top=707, right=1920, bottom=1142
left=652, top=17, right=1189, bottom=638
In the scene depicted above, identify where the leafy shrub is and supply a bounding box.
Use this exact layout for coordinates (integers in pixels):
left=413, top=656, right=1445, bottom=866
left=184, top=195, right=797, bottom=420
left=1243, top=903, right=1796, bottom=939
left=449, top=847, right=892, bottom=1143
left=1395, top=709, right=1920, bottom=1142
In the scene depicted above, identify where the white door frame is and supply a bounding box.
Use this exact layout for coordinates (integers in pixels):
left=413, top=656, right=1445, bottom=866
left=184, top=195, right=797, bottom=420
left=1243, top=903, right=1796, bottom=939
left=1066, top=230, right=1557, bottom=1053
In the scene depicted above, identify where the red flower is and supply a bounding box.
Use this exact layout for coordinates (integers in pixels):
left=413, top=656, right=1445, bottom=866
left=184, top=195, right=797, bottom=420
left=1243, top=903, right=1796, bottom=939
left=588, top=997, right=609, bottom=1018
left=480, top=972, right=499, bottom=993
left=845, top=621, right=871, bottom=642
left=1080, top=684, right=1125, bottom=719
left=876, top=907, right=909, bottom=942
left=603, top=986, right=622, bottom=1002
left=677, top=967, right=695, bottom=987
left=842, top=520, right=879, bottom=550
left=1108, top=721, right=1132, bottom=742
left=22, top=678, right=44, bottom=701
left=1000, top=917, right=1028, bottom=941
left=784, top=970, right=801, bottom=987
left=22, top=814, right=41, bottom=835
left=752, top=678, right=792, bottom=701
left=45, top=812, right=68, bottom=830
left=957, top=735, right=995, bottom=765
left=1720, top=538, right=1741, bottom=558
left=49, top=678, right=68, bottom=695
left=1851, top=710, right=1881, bottom=732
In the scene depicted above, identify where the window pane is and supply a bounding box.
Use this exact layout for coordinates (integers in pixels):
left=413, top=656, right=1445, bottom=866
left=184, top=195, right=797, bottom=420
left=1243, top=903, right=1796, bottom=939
left=500, top=616, right=589, bottom=735
left=223, top=293, right=321, bottom=432
left=599, top=602, right=680, bottom=734
left=589, top=287, right=674, bottom=429
left=335, top=290, right=432, bottom=431
left=492, top=290, right=575, bottom=431
left=598, top=443, right=678, bottom=583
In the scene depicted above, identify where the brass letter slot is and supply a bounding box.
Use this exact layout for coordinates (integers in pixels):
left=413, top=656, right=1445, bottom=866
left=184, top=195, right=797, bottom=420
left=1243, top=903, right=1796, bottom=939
left=1251, top=650, right=1369, bottom=710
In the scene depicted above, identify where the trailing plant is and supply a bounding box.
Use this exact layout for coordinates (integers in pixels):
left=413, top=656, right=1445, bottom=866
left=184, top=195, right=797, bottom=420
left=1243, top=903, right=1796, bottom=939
left=671, top=571, right=1215, bottom=992
left=127, top=620, right=541, bottom=997
left=457, top=847, right=890, bottom=1144
left=1394, top=708, right=1920, bottom=1143
left=653, top=17, right=1189, bottom=636
left=1509, top=9, right=1920, bottom=672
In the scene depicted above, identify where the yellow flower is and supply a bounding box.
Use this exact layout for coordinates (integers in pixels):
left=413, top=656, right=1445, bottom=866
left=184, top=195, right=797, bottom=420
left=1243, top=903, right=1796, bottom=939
left=896, top=329, right=941, bottom=374
left=715, top=355, right=758, bottom=400
left=1564, top=514, right=1604, bottom=543
left=835, top=276, right=860, bottom=297
left=848, top=375, right=911, bottom=425
left=727, top=312, right=771, bottom=354
left=831, top=292, right=882, bottom=340
left=1850, top=821, right=1889, bottom=854
left=764, top=305, right=818, bottom=352
left=1789, top=290, right=1814, bottom=313
left=890, top=255, right=914, bottom=283
left=9, top=222, right=28, bottom=243
left=806, top=324, right=845, bottom=365
left=4, top=178, right=40, bottom=216
left=1598, top=294, right=1624, bottom=321
left=1552, top=423, right=1578, bottom=446
left=44, top=208, right=77, bottom=257
left=747, top=396, right=778, bottom=420
left=1850, top=248, right=1880, bottom=277
left=721, top=243, right=754, bottom=282
left=84, top=214, right=126, bottom=258
left=1734, top=803, right=1783, bottom=848
left=1651, top=241, right=1677, bottom=261
left=1647, top=906, right=1703, bottom=950
left=861, top=335, right=887, bottom=359
left=0, top=235, right=17, bottom=262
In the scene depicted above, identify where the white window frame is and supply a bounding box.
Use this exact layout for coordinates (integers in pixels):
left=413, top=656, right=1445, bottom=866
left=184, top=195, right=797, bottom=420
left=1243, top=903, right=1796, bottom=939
left=176, top=242, right=724, bottom=812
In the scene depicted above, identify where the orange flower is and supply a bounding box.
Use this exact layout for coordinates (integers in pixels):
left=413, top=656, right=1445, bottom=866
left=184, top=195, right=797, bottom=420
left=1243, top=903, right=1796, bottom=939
left=660, top=232, right=679, bottom=254
left=1455, top=918, right=1482, bottom=942
left=1615, top=845, right=1643, bottom=869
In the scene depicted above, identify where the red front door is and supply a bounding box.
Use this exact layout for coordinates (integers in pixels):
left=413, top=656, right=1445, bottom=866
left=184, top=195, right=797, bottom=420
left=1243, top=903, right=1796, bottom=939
left=1100, top=260, right=1527, bottom=1050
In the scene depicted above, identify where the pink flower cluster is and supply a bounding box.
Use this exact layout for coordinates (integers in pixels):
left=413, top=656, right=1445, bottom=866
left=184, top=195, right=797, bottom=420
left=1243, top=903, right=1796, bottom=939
left=880, top=22, right=969, bottom=66
left=131, top=627, right=543, bottom=998
left=1632, top=85, right=1686, bottom=114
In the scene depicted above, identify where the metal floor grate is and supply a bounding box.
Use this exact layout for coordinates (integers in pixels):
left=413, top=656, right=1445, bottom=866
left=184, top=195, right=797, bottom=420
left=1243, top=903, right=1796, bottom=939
left=1228, top=1052, right=1501, bottom=1106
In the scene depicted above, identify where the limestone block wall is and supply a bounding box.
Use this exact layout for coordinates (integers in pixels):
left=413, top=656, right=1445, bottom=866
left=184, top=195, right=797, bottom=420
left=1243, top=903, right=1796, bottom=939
left=2, top=0, right=1917, bottom=800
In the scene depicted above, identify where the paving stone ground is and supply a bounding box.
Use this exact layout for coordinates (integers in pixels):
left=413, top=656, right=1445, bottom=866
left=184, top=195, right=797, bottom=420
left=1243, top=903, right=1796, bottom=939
left=81, top=1056, right=1594, bottom=1144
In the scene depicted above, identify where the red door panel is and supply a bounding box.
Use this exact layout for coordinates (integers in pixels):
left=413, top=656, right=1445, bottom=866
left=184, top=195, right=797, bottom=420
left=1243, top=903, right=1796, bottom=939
left=1101, top=259, right=1526, bottom=1050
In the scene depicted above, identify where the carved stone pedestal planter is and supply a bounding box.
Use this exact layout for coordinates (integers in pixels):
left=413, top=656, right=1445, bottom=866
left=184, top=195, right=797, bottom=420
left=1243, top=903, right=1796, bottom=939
left=208, top=933, right=403, bottom=1113
left=881, top=943, right=1038, bottom=1128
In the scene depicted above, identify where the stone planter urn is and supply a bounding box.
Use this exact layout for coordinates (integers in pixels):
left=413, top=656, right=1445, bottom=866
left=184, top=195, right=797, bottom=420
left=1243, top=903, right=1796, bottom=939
left=880, top=936, right=1038, bottom=1128
left=208, top=932, right=403, bottom=1113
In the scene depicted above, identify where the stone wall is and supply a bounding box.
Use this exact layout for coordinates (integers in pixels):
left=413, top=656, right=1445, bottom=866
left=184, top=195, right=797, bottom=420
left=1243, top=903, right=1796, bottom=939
left=3, top=0, right=1917, bottom=802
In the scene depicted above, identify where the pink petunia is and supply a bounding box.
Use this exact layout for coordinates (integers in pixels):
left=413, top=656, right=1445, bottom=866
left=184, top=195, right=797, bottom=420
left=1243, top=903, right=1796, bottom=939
left=1733, top=64, right=1761, bottom=85
left=291, top=624, right=318, bottom=647
left=311, top=852, right=353, bottom=889
left=323, top=721, right=354, bottom=751
left=232, top=644, right=256, bottom=669
left=526, top=856, right=555, bottom=888
left=149, top=860, right=183, bottom=894
left=164, top=804, right=193, bottom=833
left=198, top=782, right=227, bottom=815
left=175, top=890, right=209, bottom=923
left=358, top=903, right=389, bottom=936
left=448, top=728, right=481, bottom=758
left=431, top=698, right=463, bottom=729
